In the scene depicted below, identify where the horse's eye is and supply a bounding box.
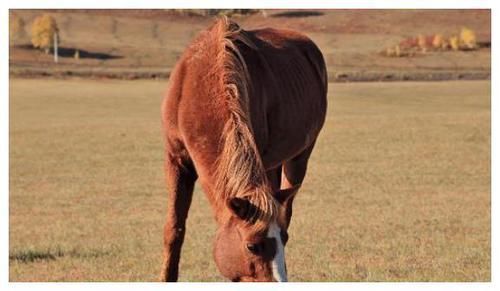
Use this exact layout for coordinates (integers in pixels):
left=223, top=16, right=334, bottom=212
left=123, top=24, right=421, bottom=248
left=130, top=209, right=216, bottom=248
left=246, top=243, right=263, bottom=254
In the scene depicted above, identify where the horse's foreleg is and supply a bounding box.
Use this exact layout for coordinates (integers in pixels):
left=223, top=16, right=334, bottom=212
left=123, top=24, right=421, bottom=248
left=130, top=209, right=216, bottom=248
left=160, top=154, right=197, bottom=282
left=266, top=166, right=283, bottom=192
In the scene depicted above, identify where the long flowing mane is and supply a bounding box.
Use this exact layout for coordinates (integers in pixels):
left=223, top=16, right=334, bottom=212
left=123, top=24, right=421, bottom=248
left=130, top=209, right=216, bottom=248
left=203, top=17, right=278, bottom=230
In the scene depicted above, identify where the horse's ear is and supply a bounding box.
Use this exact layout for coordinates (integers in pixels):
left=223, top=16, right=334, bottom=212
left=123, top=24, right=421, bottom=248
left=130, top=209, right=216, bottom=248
left=228, top=197, right=252, bottom=220
left=275, top=184, right=301, bottom=205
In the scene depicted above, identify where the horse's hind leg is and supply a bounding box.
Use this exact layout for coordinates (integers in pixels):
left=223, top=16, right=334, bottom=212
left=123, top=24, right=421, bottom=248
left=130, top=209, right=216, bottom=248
left=160, top=152, right=197, bottom=282
left=280, top=143, right=316, bottom=227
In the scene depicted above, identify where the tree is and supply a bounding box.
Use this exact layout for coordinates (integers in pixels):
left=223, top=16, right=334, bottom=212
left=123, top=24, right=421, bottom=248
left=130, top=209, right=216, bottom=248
left=9, top=14, right=25, bottom=46
left=31, top=14, right=59, bottom=54
left=460, top=27, right=477, bottom=50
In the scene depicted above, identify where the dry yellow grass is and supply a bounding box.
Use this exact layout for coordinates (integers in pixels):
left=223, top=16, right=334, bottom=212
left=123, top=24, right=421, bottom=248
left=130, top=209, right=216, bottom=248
left=9, top=14, right=26, bottom=45
left=9, top=78, right=490, bottom=281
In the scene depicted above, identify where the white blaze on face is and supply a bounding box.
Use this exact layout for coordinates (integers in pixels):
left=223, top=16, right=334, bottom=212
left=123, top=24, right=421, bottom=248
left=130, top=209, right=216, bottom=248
left=267, top=221, right=287, bottom=282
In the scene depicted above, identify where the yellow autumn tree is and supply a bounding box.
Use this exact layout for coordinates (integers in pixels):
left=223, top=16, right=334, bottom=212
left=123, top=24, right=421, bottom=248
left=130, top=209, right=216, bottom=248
left=31, top=14, right=59, bottom=53
left=460, top=27, right=477, bottom=49
left=449, top=36, right=459, bottom=51
left=417, top=34, right=427, bottom=52
left=432, top=34, right=444, bottom=50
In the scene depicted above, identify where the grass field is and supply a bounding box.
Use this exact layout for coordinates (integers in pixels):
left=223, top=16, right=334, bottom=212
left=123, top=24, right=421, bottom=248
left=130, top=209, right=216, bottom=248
left=9, top=78, right=490, bottom=281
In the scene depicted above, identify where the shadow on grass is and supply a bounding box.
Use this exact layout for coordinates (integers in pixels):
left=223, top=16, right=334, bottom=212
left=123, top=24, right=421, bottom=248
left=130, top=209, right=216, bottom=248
left=14, top=44, right=123, bottom=60
left=9, top=247, right=114, bottom=263
left=271, top=10, right=324, bottom=18
left=9, top=248, right=63, bottom=263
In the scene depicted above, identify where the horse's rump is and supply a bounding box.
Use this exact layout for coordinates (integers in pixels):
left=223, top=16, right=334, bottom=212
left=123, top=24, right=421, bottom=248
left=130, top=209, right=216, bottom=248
left=228, top=21, right=328, bottom=169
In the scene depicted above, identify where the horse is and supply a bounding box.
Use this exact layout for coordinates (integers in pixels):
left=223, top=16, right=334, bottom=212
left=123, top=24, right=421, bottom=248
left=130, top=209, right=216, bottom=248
left=160, top=17, right=327, bottom=282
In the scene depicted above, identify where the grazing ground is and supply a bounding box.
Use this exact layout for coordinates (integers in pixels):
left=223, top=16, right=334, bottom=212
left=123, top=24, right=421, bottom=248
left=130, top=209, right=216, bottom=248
left=9, top=79, right=490, bottom=281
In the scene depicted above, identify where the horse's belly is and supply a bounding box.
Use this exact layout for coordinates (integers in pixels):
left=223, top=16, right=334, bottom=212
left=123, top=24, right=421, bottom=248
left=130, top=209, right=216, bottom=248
left=260, top=127, right=317, bottom=170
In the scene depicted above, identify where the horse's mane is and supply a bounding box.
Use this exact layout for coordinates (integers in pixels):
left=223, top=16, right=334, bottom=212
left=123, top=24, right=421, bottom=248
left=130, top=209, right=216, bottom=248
left=201, top=17, right=277, bottom=231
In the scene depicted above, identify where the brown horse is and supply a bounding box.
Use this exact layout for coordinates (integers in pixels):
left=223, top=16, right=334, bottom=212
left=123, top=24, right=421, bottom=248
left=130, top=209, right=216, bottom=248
left=160, top=17, right=327, bottom=282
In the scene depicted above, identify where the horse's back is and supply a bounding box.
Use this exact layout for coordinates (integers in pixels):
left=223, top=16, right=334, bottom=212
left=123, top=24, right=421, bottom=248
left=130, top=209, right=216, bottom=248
left=162, top=21, right=328, bottom=171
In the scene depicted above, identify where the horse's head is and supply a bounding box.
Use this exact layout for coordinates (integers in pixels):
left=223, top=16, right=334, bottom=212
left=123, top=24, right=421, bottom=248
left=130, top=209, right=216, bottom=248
left=213, top=186, right=299, bottom=282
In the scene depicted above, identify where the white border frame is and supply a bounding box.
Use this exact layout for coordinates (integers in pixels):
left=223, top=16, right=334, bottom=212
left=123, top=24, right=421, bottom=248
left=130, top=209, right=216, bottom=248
left=2, top=1, right=496, bottom=291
